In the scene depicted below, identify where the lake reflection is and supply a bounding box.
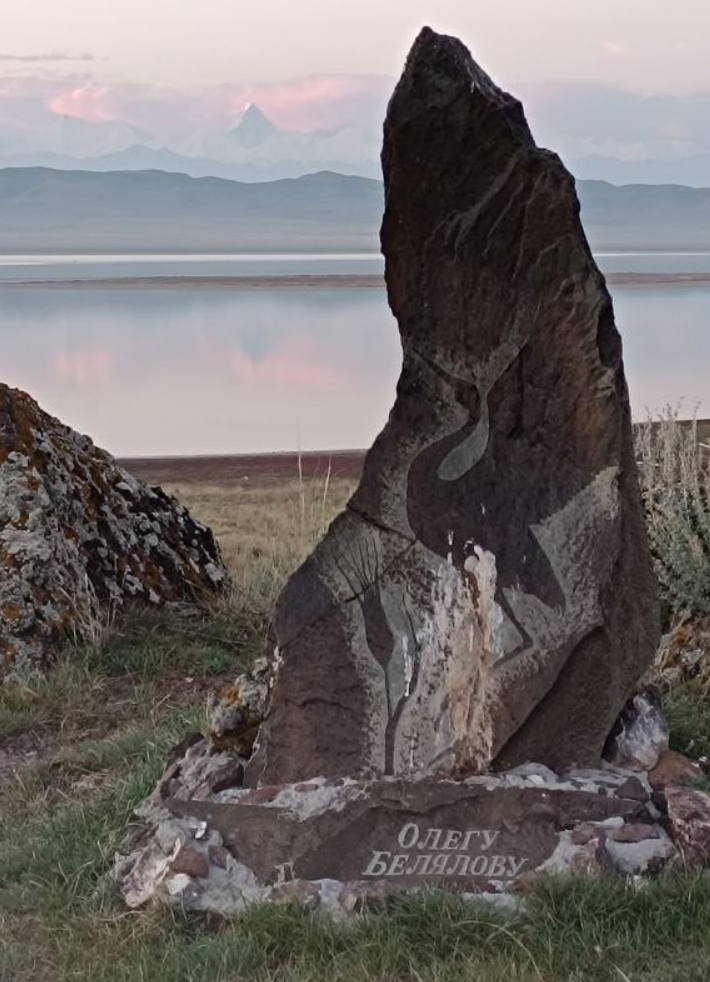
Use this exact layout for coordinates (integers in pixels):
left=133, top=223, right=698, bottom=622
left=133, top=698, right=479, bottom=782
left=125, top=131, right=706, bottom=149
left=0, top=282, right=707, bottom=456
left=0, top=287, right=400, bottom=456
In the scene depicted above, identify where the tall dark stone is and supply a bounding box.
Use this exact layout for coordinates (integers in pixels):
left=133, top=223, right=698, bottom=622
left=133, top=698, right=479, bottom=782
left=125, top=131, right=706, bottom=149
left=245, top=27, right=659, bottom=786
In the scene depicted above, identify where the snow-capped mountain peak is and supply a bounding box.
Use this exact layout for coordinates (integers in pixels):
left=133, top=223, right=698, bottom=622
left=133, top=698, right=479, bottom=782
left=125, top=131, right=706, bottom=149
left=229, top=103, right=279, bottom=148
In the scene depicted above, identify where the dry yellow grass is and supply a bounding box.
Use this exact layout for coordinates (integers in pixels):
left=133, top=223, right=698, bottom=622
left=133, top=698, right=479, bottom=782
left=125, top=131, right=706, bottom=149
left=165, top=476, right=355, bottom=580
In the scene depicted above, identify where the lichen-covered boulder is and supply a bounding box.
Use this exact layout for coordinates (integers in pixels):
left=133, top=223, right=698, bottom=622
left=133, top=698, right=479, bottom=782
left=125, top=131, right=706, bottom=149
left=0, top=384, right=226, bottom=678
left=245, top=27, right=659, bottom=787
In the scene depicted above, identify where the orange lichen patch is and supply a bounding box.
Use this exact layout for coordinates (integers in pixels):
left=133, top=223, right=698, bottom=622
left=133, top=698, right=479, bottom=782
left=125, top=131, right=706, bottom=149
left=0, top=544, right=17, bottom=567
left=210, top=725, right=261, bottom=755
left=1, top=603, right=22, bottom=621
left=0, top=636, right=20, bottom=668
left=217, top=684, right=243, bottom=706
left=0, top=385, right=41, bottom=465
left=658, top=618, right=710, bottom=670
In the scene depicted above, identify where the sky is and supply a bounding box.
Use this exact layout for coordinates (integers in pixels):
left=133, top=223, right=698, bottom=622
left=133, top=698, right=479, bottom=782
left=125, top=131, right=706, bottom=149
left=3, top=0, right=710, bottom=165
left=3, top=1, right=710, bottom=449
left=3, top=0, right=710, bottom=91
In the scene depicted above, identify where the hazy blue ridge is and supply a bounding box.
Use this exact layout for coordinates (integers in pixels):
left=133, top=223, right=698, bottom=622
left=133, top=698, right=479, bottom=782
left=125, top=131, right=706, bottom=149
left=1, top=166, right=710, bottom=252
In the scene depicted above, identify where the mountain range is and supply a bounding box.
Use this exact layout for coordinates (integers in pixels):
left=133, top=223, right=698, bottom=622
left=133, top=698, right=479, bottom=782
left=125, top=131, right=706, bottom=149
left=0, top=104, right=382, bottom=183
left=0, top=168, right=383, bottom=252
left=2, top=167, right=710, bottom=254
left=570, top=153, right=710, bottom=190
left=3, top=101, right=710, bottom=188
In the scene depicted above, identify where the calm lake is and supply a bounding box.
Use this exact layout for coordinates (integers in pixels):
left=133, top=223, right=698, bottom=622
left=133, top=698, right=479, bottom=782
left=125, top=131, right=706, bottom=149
left=1, top=253, right=708, bottom=456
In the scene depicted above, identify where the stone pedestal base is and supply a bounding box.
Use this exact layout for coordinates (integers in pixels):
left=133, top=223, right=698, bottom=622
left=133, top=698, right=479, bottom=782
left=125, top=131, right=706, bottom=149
left=115, top=741, right=677, bottom=918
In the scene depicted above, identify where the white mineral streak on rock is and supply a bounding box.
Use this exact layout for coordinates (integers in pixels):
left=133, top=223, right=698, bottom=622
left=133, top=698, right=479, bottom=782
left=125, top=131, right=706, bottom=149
left=464, top=546, right=521, bottom=663
left=403, top=637, right=413, bottom=697
left=446, top=530, right=454, bottom=564
left=258, top=777, right=363, bottom=818
left=380, top=579, right=418, bottom=712
left=161, top=860, right=266, bottom=915
left=270, top=646, right=284, bottom=689
left=165, top=874, right=193, bottom=897
left=274, top=861, right=295, bottom=885
left=605, top=831, right=676, bottom=875
left=391, top=558, right=493, bottom=775
left=205, top=562, right=225, bottom=585
left=121, top=843, right=173, bottom=908
left=537, top=832, right=609, bottom=877
left=605, top=690, right=669, bottom=771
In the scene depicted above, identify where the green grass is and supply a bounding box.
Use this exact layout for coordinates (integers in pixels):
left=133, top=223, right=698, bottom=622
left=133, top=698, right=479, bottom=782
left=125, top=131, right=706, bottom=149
left=83, top=605, right=243, bottom=679
left=4, top=475, right=710, bottom=981
left=664, top=679, right=710, bottom=758
left=0, top=708, right=202, bottom=893
left=2, top=679, right=710, bottom=982
left=5, top=843, right=710, bottom=982
left=0, top=601, right=249, bottom=742
left=5, top=672, right=710, bottom=982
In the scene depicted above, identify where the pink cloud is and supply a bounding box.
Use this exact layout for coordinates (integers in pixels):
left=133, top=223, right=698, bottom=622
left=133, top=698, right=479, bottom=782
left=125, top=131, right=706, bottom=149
left=47, top=84, right=122, bottom=122
left=221, top=75, right=391, bottom=131
left=601, top=40, right=629, bottom=57
left=52, top=349, right=114, bottom=385
left=230, top=341, right=346, bottom=391
left=0, top=73, right=391, bottom=136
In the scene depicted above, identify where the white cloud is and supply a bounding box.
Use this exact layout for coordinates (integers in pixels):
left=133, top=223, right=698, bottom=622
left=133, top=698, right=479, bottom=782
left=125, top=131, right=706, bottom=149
left=0, top=51, right=94, bottom=63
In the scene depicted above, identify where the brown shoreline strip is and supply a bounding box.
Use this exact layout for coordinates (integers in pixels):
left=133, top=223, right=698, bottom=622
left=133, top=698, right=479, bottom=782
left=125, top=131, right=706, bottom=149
left=0, top=274, right=385, bottom=290
left=121, top=449, right=368, bottom=485
left=2, top=271, right=710, bottom=290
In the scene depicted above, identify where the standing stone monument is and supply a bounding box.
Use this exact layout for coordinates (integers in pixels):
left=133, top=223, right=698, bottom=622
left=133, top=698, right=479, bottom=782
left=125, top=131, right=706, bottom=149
left=116, top=28, right=664, bottom=914
left=244, top=27, right=659, bottom=786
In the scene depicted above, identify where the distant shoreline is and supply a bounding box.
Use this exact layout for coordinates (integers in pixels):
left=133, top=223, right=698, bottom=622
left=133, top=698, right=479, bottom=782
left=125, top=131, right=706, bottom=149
left=0, top=274, right=384, bottom=290
left=2, top=271, right=710, bottom=290
left=122, top=449, right=367, bottom=485
left=120, top=422, right=710, bottom=484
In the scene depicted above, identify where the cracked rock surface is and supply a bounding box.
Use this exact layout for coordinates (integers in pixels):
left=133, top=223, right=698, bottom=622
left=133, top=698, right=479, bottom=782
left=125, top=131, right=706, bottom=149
left=0, top=384, right=226, bottom=678
left=245, top=26, right=659, bottom=788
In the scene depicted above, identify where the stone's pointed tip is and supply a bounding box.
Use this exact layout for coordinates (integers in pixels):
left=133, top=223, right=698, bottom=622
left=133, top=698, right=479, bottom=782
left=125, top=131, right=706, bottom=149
left=406, top=24, right=462, bottom=66
left=398, top=24, right=500, bottom=102
left=413, top=24, right=440, bottom=44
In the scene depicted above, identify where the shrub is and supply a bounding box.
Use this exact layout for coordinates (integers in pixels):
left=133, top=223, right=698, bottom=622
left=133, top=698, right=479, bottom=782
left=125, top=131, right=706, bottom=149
left=635, top=408, right=710, bottom=620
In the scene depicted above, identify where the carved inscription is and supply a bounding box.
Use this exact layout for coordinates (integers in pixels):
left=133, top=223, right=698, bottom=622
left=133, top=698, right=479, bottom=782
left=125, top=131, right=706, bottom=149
left=361, top=823, right=528, bottom=880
